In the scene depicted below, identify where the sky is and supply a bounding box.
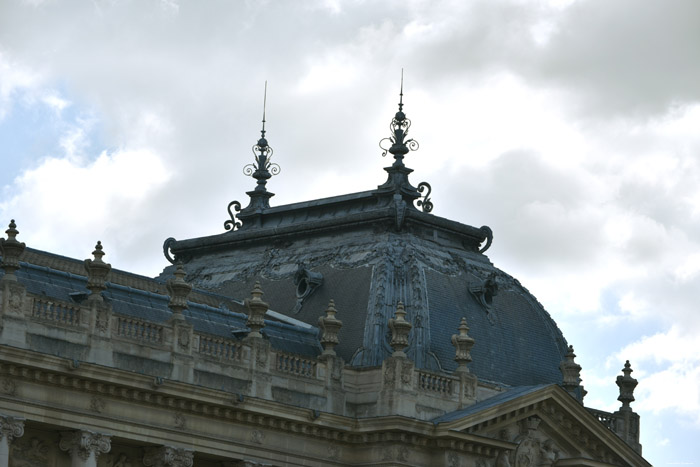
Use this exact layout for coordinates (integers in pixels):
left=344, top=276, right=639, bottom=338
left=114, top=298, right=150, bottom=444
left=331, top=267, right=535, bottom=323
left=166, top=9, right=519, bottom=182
left=0, top=0, right=698, bottom=464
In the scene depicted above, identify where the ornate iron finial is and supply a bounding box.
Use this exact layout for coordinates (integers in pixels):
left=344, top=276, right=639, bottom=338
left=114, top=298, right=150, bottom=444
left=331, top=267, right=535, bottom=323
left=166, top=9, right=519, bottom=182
left=452, top=317, right=476, bottom=374
left=379, top=70, right=419, bottom=165
left=243, top=81, right=280, bottom=197
left=84, top=241, right=111, bottom=301
left=616, top=360, right=638, bottom=411
left=0, top=219, right=26, bottom=281
left=166, top=262, right=192, bottom=321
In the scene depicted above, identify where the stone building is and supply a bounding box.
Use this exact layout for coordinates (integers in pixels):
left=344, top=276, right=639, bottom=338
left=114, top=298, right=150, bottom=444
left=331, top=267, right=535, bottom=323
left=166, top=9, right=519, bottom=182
left=0, top=89, right=650, bottom=466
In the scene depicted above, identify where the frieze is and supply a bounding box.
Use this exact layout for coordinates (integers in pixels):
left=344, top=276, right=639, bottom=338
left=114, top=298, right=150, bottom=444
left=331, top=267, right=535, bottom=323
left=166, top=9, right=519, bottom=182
left=103, top=453, right=134, bottom=467
left=249, top=429, right=265, bottom=445
left=0, top=360, right=506, bottom=456
left=143, top=445, right=194, bottom=467
left=0, top=377, right=16, bottom=396
left=90, top=396, right=106, bottom=413
left=10, top=437, right=49, bottom=467
left=174, top=413, right=186, bottom=430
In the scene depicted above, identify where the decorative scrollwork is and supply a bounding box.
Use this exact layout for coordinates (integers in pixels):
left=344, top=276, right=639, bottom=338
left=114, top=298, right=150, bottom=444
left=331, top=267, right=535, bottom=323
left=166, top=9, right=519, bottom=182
left=379, top=137, right=393, bottom=157
left=243, top=164, right=256, bottom=176
left=163, top=237, right=176, bottom=264
left=269, top=163, right=281, bottom=176
left=416, top=182, right=433, bottom=213
left=406, top=139, right=419, bottom=151
left=479, top=225, right=493, bottom=253
left=224, top=201, right=242, bottom=231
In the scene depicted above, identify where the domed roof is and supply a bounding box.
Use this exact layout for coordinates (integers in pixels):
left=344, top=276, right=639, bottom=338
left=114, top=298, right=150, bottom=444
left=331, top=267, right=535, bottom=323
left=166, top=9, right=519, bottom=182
left=162, top=91, right=569, bottom=388
left=163, top=186, right=569, bottom=388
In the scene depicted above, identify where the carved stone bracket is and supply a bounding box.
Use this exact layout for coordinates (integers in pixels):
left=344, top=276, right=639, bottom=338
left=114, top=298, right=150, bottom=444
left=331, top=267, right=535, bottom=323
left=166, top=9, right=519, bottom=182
left=143, top=445, right=194, bottom=467
left=59, top=429, right=111, bottom=462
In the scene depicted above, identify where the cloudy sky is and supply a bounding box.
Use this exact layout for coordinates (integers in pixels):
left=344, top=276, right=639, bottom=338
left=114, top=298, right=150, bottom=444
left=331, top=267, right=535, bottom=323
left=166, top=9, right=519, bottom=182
left=1, top=0, right=698, bottom=463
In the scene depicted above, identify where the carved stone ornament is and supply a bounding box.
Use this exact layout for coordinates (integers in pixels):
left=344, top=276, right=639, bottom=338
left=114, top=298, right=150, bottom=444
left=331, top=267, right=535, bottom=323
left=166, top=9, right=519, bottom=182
left=178, top=328, right=191, bottom=350
left=401, top=361, right=413, bottom=384
left=6, top=283, right=24, bottom=314
left=11, top=436, right=49, bottom=467
left=318, top=299, right=342, bottom=357
left=95, top=306, right=110, bottom=333
left=469, top=272, right=498, bottom=309
left=249, top=429, right=265, bottom=445
left=84, top=241, right=111, bottom=301
left=452, top=317, right=476, bottom=374
left=59, top=429, right=111, bottom=461
left=166, top=262, right=192, bottom=321
left=89, top=396, right=106, bottom=413
left=560, top=345, right=582, bottom=401
left=327, top=444, right=340, bottom=460
left=174, top=413, right=186, bottom=430
left=105, top=453, right=134, bottom=467
left=0, top=414, right=25, bottom=442
left=245, top=282, right=268, bottom=338
left=0, top=219, right=26, bottom=281
left=616, top=360, right=638, bottom=411
left=143, top=445, right=194, bottom=467
left=0, top=378, right=16, bottom=396
left=388, top=301, right=412, bottom=357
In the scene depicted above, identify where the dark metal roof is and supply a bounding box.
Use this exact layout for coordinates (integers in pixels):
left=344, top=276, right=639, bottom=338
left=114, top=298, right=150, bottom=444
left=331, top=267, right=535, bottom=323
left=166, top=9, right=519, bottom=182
left=431, top=384, right=551, bottom=424
left=9, top=259, right=321, bottom=358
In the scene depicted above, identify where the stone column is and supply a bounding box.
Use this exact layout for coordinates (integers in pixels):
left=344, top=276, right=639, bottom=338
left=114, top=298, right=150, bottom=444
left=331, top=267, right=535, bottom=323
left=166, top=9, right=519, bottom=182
left=59, top=429, right=111, bottom=467
left=0, top=414, right=24, bottom=467
left=143, top=445, right=194, bottom=467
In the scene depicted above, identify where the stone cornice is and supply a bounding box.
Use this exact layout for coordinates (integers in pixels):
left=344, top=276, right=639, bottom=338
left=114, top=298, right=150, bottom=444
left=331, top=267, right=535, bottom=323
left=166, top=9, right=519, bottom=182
left=436, top=385, right=650, bottom=467
left=0, top=346, right=509, bottom=457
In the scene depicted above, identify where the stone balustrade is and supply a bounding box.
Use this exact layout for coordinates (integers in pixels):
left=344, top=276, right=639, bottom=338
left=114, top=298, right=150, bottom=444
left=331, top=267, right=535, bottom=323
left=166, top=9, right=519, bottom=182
left=0, top=282, right=488, bottom=422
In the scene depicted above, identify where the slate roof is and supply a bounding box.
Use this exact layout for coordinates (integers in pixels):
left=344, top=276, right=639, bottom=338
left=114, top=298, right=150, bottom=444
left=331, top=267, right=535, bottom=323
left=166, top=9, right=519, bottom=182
left=431, top=384, right=551, bottom=424
left=159, top=183, right=569, bottom=388
left=4, top=254, right=321, bottom=358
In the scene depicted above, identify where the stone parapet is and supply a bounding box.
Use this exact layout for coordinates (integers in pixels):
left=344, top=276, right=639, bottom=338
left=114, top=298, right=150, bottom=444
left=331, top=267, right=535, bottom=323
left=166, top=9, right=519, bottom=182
left=0, top=284, right=495, bottom=422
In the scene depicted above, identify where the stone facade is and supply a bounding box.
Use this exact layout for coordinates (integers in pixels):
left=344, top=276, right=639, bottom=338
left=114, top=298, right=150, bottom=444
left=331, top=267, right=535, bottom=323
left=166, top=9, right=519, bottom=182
left=0, top=91, right=650, bottom=466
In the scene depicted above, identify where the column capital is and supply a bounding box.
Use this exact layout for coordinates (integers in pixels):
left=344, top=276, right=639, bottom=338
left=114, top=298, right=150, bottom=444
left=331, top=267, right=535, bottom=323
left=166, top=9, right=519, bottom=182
left=143, top=445, right=194, bottom=467
left=59, top=429, right=111, bottom=461
left=0, top=414, right=24, bottom=442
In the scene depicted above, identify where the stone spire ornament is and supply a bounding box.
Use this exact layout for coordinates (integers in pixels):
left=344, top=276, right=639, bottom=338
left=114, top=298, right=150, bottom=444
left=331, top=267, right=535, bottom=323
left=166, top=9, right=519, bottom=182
left=166, top=262, right=192, bottom=321
left=318, top=300, right=343, bottom=357
left=84, top=241, right=111, bottom=301
left=245, top=281, right=268, bottom=338
left=388, top=301, right=412, bottom=358
left=0, top=220, right=26, bottom=282
left=451, top=317, right=476, bottom=374
left=616, top=360, right=638, bottom=411
left=560, top=345, right=583, bottom=402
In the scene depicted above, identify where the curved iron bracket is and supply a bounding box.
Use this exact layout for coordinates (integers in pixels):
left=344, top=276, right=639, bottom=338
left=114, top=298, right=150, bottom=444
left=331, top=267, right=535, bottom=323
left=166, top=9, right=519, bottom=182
left=416, top=182, right=433, bottom=213
left=479, top=226, right=493, bottom=253
left=224, top=200, right=242, bottom=231
left=163, top=237, right=177, bottom=265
